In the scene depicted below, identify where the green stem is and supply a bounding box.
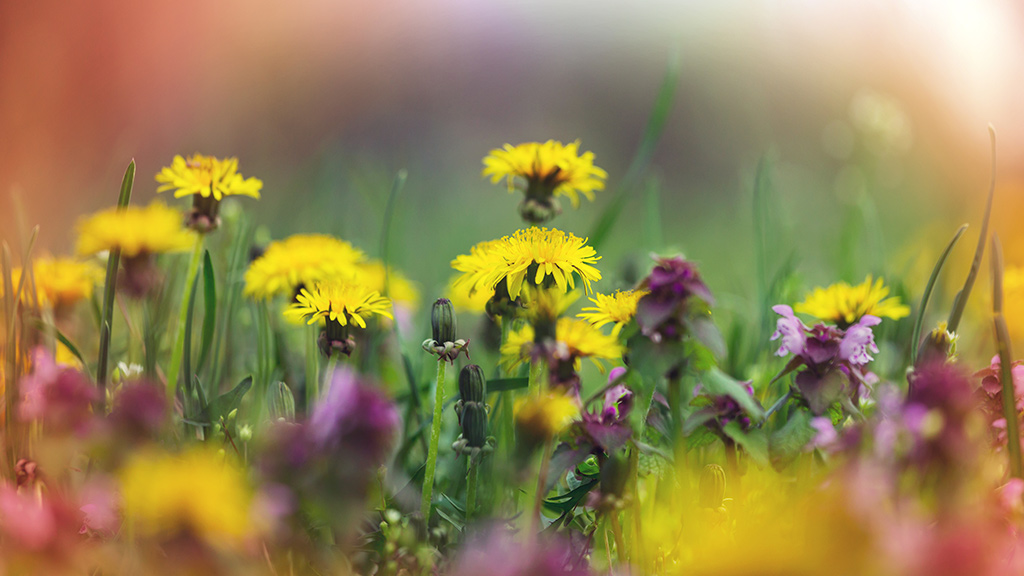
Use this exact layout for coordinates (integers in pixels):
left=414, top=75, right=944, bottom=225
left=97, top=161, right=135, bottom=412
left=421, top=360, right=448, bottom=522
left=166, top=237, right=204, bottom=404
left=992, top=235, right=1023, bottom=478
left=529, top=439, right=553, bottom=536
left=528, top=358, right=545, bottom=396
left=466, top=460, right=478, bottom=522
left=305, top=324, right=320, bottom=410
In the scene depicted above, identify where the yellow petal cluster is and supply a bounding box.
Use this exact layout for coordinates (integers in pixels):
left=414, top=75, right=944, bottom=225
left=451, top=227, right=601, bottom=301
left=578, top=289, right=648, bottom=336
left=482, top=140, right=607, bottom=208
left=514, top=391, right=580, bottom=441
left=244, top=234, right=365, bottom=299
left=501, top=316, right=622, bottom=372
left=4, top=257, right=102, bottom=310
left=794, top=275, right=910, bottom=327
left=284, top=281, right=393, bottom=328
left=120, top=448, right=255, bottom=547
left=156, top=153, right=262, bottom=200
left=75, top=202, right=196, bottom=258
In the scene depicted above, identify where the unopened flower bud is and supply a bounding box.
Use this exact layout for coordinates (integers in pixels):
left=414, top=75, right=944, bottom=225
left=458, top=365, right=486, bottom=405
left=269, top=381, right=296, bottom=421
left=699, top=464, right=727, bottom=509
left=431, top=298, right=457, bottom=344
left=460, top=402, right=489, bottom=449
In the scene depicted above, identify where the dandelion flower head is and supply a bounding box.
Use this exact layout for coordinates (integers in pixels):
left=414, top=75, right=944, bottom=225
left=284, top=281, right=393, bottom=328
left=4, top=257, right=103, bottom=310
left=244, top=234, right=365, bottom=300
left=155, top=153, right=262, bottom=200
left=578, top=289, right=648, bottom=336
left=794, top=275, right=909, bottom=328
left=515, top=391, right=580, bottom=441
left=482, top=140, right=607, bottom=209
left=75, top=202, right=196, bottom=258
left=501, top=317, right=622, bottom=372
left=452, top=228, right=601, bottom=301
left=120, top=448, right=255, bottom=547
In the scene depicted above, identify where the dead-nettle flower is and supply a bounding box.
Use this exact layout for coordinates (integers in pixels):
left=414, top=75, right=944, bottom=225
left=571, top=368, right=634, bottom=455
left=771, top=304, right=880, bottom=415
left=688, top=380, right=760, bottom=440
left=423, top=298, right=470, bottom=363
left=19, top=348, right=97, bottom=436
left=635, top=255, right=714, bottom=344
left=974, top=355, right=1024, bottom=449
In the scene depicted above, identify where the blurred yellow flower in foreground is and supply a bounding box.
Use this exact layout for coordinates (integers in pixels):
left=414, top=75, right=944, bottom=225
left=75, top=202, right=195, bottom=258
left=795, top=275, right=909, bottom=328
left=501, top=317, right=621, bottom=373
left=156, top=153, right=262, bottom=200
left=3, top=257, right=102, bottom=311
left=120, top=448, right=254, bottom=547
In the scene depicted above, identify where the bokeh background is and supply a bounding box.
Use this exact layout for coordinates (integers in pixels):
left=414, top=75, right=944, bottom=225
left=3, top=0, right=1024, bottom=324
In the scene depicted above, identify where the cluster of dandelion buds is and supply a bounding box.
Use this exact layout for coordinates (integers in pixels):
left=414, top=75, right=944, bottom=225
left=422, top=298, right=470, bottom=363
left=452, top=364, right=494, bottom=463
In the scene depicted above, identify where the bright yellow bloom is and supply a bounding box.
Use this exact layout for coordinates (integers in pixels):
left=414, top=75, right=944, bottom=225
left=75, top=202, right=196, bottom=258
left=578, top=289, right=648, bottom=336
left=120, top=448, right=255, bottom=547
left=501, top=317, right=622, bottom=372
left=4, top=257, right=102, bottom=311
left=515, top=391, right=579, bottom=440
left=446, top=274, right=493, bottom=313
left=482, top=140, right=607, bottom=209
left=452, top=228, right=601, bottom=301
left=1002, top=265, right=1024, bottom=343
left=794, top=275, right=909, bottom=327
left=155, top=153, right=262, bottom=200
left=244, top=234, right=365, bottom=299
left=284, top=281, right=393, bottom=328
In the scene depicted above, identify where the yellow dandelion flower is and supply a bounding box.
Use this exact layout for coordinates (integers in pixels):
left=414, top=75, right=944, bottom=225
left=482, top=140, right=607, bottom=209
left=446, top=274, right=493, bottom=313
left=3, top=257, right=102, bottom=311
left=120, top=448, right=254, bottom=547
left=244, top=234, right=365, bottom=299
left=515, top=391, right=579, bottom=441
left=284, top=281, right=393, bottom=328
left=155, top=153, right=262, bottom=200
left=1002, top=265, right=1024, bottom=342
left=452, top=228, right=601, bottom=302
left=501, top=317, right=622, bottom=372
left=75, top=202, right=196, bottom=258
left=578, top=289, right=648, bottom=336
left=794, top=275, right=909, bottom=328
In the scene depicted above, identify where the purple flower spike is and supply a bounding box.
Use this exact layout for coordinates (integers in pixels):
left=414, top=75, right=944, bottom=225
left=839, top=314, right=881, bottom=365
left=770, top=305, right=808, bottom=357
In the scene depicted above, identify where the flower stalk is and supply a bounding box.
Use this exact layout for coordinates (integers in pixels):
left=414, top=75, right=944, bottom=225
left=992, top=234, right=1022, bottom=479
left=421, top=359, right=447, bottom=522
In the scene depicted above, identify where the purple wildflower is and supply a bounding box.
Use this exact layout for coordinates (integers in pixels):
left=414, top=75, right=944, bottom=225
left=448, top=528, right=593, bottom=576
left=636, top=255, right=713, bottom=343
left=839, top=315, right=881, bottom=365
left=19, top=348, right=97, bottom=436
left=770, top=305, right=807, bottom=357
left=310, top=366, right=400, bottom=463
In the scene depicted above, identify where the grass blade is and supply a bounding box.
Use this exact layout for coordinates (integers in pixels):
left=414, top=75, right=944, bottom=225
left=911, top=224, right=968, bottom=364
left=588, top=49, right=680, bottom=250
left=991, top=234, right=1022, bottom=478
left=947, top=126, right=996, bottom=332
left=196, top=250, right=217, bottom=374
left=97, top=160, right=135, bottom=411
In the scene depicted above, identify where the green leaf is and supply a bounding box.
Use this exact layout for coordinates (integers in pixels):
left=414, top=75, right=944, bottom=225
left=96, top=160, right=135, bottom=398
left=198, top=375, right=253, bottom=424
left=701, top=367, right=764, bottom=420
left=768, top=409, right=816, bottom=471
left=721, top=421, right=769, bottom=467
left=196, top=249, right=217, bottom=374
left=487, top=377, right=529, bottom=392
left=542, top=479, right=599, bottom=515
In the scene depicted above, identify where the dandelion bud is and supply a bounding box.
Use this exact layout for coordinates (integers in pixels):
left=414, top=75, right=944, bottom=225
left=699, top=464, right=727, bottom=508
left=458, top=365, right=487, bottom=405
left=600, top=451, right=629, bottom=501
left=431, top=298, right=457, bottom=344
left=269, top=381, right=296, bottom=421
left=460, top=402, right=489, bottom=449
left=917, top=321, right=957, bottom=364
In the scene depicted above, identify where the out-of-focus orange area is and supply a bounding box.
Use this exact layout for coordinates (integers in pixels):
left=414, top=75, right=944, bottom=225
left=2, top=0, right=1024, bottom=283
